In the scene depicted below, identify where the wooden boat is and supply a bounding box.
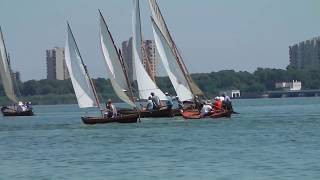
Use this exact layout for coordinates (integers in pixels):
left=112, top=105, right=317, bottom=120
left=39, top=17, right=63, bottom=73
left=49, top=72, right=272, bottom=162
left=1, top=107, right=34, bottom=116
left=119, top=107, right=181, bottom=118
left=82, top=113, right=139, bottom=125
left=65, top=17, right=139, bottom=124
left=140, top=108, right=174, bottom=118
left=0, top=27, right=34, bottom=117
left=181, top=110, right=232, bottom=119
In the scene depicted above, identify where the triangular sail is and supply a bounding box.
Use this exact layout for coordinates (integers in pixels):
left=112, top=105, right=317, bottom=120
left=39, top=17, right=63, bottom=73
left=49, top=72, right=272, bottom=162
left=65, top=24, right=98, bottom=108
left=132, top=0, right=166, bottom=100
left=99, top=12, right=136, bottom=107
left=151, top=19, right=193, bottom=101
left=148, top=0, right=204, bottom=97
left=0, top=27, right=18, bottom=103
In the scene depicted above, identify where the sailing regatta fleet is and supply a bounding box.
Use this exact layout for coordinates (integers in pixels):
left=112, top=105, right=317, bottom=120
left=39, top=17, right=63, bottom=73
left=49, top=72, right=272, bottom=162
left=0, top=0, right=234, bottom=122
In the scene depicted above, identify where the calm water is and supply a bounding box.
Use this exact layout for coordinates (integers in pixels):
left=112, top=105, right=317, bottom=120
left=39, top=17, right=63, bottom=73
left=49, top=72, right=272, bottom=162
left=0, top=97, right=320, bottom=179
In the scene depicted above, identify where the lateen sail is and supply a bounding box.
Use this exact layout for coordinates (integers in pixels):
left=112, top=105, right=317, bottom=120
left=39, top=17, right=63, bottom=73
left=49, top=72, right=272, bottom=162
left=151, top=19, right=193, bottom=101
left=132, top=0, right=166, bottom=100
left=99, top=12, right=136, bottom=107
left=0, top=27, right=18, bottom=103
left=65, top=24, right=98, bottom=108
left=148, top=0, right=204, bottom=97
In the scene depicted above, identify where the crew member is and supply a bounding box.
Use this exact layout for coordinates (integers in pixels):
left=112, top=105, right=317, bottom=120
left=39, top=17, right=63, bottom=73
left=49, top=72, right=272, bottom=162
left=165, top=92, right=173, bottom=110
left=222, top=93, right=232, bottom=111
left=104, top=99, right=117, bottom=118
left=200, top=101, right=213, bottom=118
left=213, top=97, right=222, bottom=111
left=151, top=92, right=160, bottom=110
left=146, top=96, right=154, bottom=110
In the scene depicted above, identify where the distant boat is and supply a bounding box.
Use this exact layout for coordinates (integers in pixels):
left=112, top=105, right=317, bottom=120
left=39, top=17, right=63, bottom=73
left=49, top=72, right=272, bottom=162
left=0, top=26, right=33, bottom=116
left=64, top=23, right=138, bottom=124
left=148, top=0, right=204, bottom=103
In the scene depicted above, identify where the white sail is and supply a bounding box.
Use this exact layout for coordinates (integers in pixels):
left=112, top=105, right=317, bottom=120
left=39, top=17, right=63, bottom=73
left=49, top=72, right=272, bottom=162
left=99, top=12, right=136, bottom=107
left=0, top=27, right=18, bottom=103
left=151, top=20, right=193, bottom=101
left=148, top=0, right=204, bottom=97
left=132, top=0, right=166, bottom=100
left=65, top=24, right=97, bottom=108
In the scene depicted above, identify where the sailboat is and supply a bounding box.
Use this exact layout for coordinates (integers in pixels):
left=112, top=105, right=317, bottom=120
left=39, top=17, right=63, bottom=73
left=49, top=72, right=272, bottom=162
left=148, top=0, right=232, bottom=119
left=0, top=26, right=34, bottom=116
left=65, top=23, right=138, bottom=124
left=130, top=0, right=176, bottom=118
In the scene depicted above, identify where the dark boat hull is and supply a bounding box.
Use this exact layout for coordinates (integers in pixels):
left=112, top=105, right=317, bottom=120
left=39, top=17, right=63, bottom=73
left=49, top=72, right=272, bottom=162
left=1, top=107, right=34, bottom=117
left=182, top=110, right=232, bottom=119
left=81, top=113, right=139, bottom=125
left=118, top=108, right=181, bottom=118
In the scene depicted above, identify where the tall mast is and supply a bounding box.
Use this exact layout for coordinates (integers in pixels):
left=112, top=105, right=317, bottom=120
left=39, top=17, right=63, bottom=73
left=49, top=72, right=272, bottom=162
left=98, top=10, right=135, bottom=103
left=67, top=23, right=102, bottom=115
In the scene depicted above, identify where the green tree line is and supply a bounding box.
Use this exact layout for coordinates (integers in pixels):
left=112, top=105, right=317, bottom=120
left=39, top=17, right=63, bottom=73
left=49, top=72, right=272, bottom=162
left=0, top=67, right=319, bottom=104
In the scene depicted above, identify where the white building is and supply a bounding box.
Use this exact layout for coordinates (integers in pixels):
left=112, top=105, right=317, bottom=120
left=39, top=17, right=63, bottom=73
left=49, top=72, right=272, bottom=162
left=275, top=80, right=302, bottom=91
left=222, top=90, right=241, bottom=98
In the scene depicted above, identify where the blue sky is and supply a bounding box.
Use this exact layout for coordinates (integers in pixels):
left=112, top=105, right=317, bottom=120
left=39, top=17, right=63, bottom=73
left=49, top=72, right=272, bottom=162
left=0, top=0, right=319, bottom=81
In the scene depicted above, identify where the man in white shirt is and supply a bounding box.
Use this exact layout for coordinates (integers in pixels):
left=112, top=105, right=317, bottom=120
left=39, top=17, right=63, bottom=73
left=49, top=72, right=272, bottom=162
left=200, top=103, right=213, bottom=118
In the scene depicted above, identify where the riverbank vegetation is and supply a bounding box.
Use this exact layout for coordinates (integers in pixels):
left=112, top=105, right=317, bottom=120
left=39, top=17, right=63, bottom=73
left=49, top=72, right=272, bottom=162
left=0, top=67, right=319, bottom=105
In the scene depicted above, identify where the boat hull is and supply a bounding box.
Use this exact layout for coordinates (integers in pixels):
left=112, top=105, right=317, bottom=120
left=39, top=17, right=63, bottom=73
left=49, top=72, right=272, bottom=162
left=119, top=107, right=178, bottom=118
left=81, top=113, right=139, bottom=125
left=1, top=107, right=34, bottom=116
left=182, top=110, right=232, bottom=119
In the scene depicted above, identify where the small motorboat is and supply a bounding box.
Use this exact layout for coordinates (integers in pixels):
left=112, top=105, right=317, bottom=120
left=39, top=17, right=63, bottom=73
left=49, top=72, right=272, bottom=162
left=1, top=106, right=34, bottom=117
left=81, top=113, right=139, bottom=125
left=182, top=109, right=232, bottom=119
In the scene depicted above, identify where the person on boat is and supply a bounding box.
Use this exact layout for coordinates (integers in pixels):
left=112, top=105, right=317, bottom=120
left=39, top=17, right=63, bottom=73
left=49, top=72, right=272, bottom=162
left=200, top=101, right=213, bottom=118
left=146, top=96, right=154, bottom=111
left=151, top=92, right=160, bottom=110
left=26, top=102, right=32, bottom=110
left=222, top=93, right=233, bottom=111
left=17, top=101, right=25, bottom=112
left=213, top=97, right=223, bottom=111
left=194, top=95, right=202, bottom=111
left=174, top=96, right=184, bottom=111
left=104, top=99, right=117, bottom=118
left=165, top=92, right=173, bottom=110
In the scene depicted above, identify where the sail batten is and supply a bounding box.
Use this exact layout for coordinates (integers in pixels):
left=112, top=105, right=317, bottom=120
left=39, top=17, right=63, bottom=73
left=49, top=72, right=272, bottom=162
left=99, top=12, right=136, bottom=107
left=148, top=0, right=204, bottom=97
left=132, top=0, right=166, bottom=100
left=65, top=24, right=98, bottom=108
left=0, top=27, right=18, bottom=103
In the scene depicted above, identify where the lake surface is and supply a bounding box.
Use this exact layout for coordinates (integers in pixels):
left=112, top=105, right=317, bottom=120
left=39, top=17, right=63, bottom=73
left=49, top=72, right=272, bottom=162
left=0, top=97, right=320, bottom=179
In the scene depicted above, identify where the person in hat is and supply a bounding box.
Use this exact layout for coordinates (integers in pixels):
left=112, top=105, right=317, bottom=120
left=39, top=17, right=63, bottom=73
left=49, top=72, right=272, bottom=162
left=104, top=99, right=117, bottom=118
left=165, top=92, right=173, bottom=110
left=151, top=92, right=160, bottom=110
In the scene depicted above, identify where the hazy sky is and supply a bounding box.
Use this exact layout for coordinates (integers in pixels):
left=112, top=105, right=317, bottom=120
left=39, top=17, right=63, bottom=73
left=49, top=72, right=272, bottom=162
left=0, top=0, right=319, bottom=81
